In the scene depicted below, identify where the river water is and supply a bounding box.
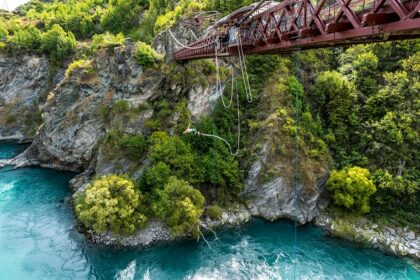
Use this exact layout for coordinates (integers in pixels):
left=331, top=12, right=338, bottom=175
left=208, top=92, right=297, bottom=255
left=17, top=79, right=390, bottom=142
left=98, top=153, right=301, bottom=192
left=0, top=142, right=418, bottom=279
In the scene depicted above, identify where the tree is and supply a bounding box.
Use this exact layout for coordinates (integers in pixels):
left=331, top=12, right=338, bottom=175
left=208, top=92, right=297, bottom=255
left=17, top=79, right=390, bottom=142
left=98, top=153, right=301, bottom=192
left=326, top=167, right=376, bottom=213
left=152, top=176, right=205, bottom=237
left=138, top=162, right=172, bottom=192
left=312, top=71, right=358, bottom=166
left=74, top=175, right=147, bottom=235
left=149, top=131, right=204, bottom=184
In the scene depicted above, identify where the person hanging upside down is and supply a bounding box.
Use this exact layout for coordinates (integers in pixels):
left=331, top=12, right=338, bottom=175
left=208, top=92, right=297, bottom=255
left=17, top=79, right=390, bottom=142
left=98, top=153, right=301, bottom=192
left=183, top=123, right=200, bottom=135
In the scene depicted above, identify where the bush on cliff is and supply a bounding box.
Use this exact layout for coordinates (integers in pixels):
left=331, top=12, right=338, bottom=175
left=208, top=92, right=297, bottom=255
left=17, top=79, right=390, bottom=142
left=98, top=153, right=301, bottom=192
left=66, top=59, right=94, bottom=77
left=74, top=175, right=147, bottom=235
left=134, top=41, right=162, bottom=67
left=91, top=32, right=125, bottom=52
left=151, top=176, right=205, bottom=237
left=40, top=24, right=76, bottom=61
left=327, top=166, right=376, bottom=213
left=8, top=25, right=41, bottom=49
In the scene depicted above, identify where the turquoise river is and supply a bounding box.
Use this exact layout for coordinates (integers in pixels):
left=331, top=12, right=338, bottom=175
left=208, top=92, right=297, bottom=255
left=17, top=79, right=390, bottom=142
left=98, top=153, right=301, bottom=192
left=0, top=141, right=419, bottom=279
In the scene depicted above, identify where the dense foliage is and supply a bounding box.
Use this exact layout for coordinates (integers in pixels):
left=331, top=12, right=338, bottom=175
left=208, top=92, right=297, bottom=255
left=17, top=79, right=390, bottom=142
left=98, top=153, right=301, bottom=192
left=327, top=167, right=376, bottom=213
left=152, top=176, right=205, bottom=237
left=74, top=175, right=147, bottom=235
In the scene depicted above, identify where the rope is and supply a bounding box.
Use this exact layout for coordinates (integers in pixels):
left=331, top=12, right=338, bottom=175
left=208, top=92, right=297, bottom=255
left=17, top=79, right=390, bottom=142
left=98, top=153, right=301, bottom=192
left=236, top=33, right=253, bottom=102
left=185, top=71, right=241, bottom=156
left=293, top=39, right=302, bottom=280
left=168, top=29, right=216, bottom=50
left=215, top=46, right=234, bottom=108
left=190, top=29, right=199, bottom=40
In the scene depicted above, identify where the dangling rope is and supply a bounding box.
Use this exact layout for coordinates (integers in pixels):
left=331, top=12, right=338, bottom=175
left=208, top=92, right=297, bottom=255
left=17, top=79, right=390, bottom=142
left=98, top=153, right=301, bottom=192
left=215, top=46, right=235, bottom=108
left=293, top=39, right=302, bottom=280
left=168, top=29, right=217, bottom=50
left=184, top=69, right=241, bottom=156
left=236, top=32, right=253, bottom=103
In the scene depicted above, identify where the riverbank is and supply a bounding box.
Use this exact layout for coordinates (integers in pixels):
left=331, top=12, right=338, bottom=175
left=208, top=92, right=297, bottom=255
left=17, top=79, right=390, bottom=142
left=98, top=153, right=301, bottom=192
left=316, top=211, right=420, bottom=262
left=1, top=141, right=419, bottom=264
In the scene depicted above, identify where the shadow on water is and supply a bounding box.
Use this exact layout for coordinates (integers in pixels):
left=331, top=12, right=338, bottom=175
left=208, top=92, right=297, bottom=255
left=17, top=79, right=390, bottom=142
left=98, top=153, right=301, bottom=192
left=0, top=142, right=419, bottom=280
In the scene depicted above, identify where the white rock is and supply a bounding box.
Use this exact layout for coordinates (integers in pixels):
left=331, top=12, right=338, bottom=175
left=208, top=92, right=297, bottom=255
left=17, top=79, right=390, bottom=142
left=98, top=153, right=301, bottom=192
left=406, top=231, right=415, bottom=240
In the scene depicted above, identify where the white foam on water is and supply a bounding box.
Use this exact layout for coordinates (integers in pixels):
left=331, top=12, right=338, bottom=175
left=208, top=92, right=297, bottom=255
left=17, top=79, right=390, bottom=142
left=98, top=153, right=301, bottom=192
left=186, top=256, right=284, bottom=280
left=116, top=260, right=136, bottom=280
left=0, top=181, right=16, bottom=195
left=142, top=268, right=150, bottom=280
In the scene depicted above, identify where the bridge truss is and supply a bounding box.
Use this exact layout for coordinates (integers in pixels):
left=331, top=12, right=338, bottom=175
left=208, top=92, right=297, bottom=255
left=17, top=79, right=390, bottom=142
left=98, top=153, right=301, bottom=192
left=174, top=0, right=420, bottom=60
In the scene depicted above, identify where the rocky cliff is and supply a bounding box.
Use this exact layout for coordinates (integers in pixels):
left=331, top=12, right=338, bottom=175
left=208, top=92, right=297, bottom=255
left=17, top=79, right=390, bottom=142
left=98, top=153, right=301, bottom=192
left=0, top=34, right=330, bottom=246
left=0, top=54, right=51, bottom=140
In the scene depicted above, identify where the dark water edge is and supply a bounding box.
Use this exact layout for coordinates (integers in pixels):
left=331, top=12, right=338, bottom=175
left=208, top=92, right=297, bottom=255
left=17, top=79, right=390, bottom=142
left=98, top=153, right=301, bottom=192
left=0, top=141, right=419, bottom=280
left=0, top=140, right=29, bottom=159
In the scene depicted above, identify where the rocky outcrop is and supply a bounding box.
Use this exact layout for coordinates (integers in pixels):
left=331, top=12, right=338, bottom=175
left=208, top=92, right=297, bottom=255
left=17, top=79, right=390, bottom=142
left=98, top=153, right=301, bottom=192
left=201, top=205, right=251, bottom=229
left=243, top=175, right=328, bottom=224
left=0, top=54, right=51, bottom=139
left=27, top=41, right=164, bottom=171
left=241, top=64, right=331, bottom=225
left=242, top=141, right=330, bottom=224
left=88, top=219, right=172, bottom=247
left=87, top=205, right=251, bottom=247
left=316, top=212, right=420, bottom=261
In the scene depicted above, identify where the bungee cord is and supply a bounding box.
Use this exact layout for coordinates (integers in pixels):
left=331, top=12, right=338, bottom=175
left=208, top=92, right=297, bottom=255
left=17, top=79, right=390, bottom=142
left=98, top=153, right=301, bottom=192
left=214, top=46, right=235, bottom=108
left=177, top=30, right=254, bottom=157
left=236, top=33, right=253, bottom=103
left=184, top=75, right=241, bottom=156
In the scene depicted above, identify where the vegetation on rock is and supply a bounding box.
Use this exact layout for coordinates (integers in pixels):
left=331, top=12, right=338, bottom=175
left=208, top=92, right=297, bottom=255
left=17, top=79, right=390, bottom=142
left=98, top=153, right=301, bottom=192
left=327, top=167, right=376, bottom=213
left=74, top=175, right=148, bottom=235
left=151, top=176, right=205, bottom=237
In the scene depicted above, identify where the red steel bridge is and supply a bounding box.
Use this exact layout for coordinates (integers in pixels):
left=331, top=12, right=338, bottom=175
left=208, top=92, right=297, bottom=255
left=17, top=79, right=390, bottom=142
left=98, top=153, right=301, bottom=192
left=174, top=0, right=420, bottom=60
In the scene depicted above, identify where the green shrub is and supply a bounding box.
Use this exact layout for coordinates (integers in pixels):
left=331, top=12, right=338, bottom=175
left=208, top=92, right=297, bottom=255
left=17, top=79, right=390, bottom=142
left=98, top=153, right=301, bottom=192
left=0, top=20, right=8, bottom=40
left=138, top=162, right=172, bottom=192
left=91, top=32, right=125, bottom=51
left=66, top=59, right=94, bottom=77
left=371, top=169, right=419, bottom=210
left=5, top=114, right=16, bottom=125
left=40, top=24, right=76, bottom=61
left=134, top=41, right=162, bottom=67
left=74, top=175, right=147, bottom=235
left=100, top=0, right=147, bottom=34
left=149, top=131, right=204, bottom=184
left=152, top=176, right=205, bottom=237
left=113, top=100, right=130, bottom=113
left=327, top=166, right=376, bottom=213
left=8, top=25, right=41, bottom=49
left=119, top=134, right=148, bottom=160
left=205, top=205, right=222, bottom=220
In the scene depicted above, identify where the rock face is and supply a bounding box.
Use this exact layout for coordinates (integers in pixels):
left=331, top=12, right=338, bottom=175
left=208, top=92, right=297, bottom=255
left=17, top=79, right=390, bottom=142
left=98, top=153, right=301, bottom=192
left=0, top=54, right=50, bottom=139
left=201, top=205, right=251, bottom=229
left=316, top=212, right=420, bottom=261
left=244, top=175, right=328, bottom=224
left=29, top=42, right=163, bottom=171
left=242, top=140, right=330, bottom=224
